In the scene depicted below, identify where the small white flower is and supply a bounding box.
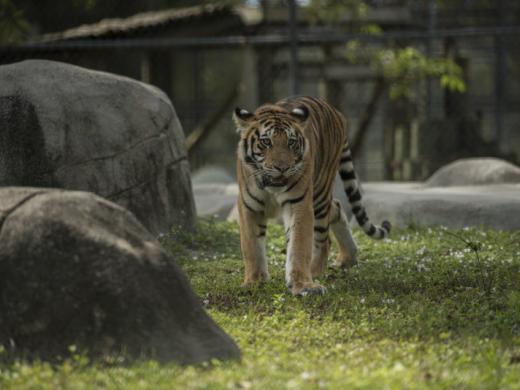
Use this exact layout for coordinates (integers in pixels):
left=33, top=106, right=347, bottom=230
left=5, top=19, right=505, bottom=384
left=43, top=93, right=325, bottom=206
left=416, top=263, right=427, bottom=272
left=301, top=371, right=315, bottom=380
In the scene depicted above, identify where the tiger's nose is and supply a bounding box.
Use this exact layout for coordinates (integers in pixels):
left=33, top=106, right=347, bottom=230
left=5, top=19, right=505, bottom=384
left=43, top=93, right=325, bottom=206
left=273, top=164, right=289, bottom=173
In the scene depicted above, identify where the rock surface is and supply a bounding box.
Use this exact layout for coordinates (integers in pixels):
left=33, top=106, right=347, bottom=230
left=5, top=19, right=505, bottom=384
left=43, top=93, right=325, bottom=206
left=362, top=182, right=520, bottom=231
left=192, top=166, right=236, bottom=185
left=0, top=187, right=240, bottom=364
left=0, top=59, right=196, bottom=235
left=426, top=158, right=520, bottom=187
left=196, top=182, right=520, bottom=231
left=195, top=183, right=240, bottom=220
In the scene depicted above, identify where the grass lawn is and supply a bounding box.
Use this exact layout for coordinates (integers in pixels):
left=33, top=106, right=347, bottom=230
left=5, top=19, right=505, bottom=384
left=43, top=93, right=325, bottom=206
left=1, top=220, right=519, bottom=389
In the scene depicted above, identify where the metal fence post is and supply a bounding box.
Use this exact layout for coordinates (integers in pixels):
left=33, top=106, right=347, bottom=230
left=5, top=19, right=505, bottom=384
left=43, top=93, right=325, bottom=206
left=426, top=0, right=437, bottom=122
left=288, top=0, right=299, bottom=96
left=495, top=0, right=506, bottom=152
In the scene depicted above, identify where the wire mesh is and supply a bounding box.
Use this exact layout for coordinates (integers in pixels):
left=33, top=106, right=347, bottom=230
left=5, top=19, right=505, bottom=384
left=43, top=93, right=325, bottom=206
left=1, top=1, right=519, bottom=181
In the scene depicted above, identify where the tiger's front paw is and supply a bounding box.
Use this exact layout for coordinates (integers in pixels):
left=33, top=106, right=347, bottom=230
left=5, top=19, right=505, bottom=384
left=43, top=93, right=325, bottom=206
left=242, top=272, right=269, bottom=288
left=290, top=282, right=327, bottom=297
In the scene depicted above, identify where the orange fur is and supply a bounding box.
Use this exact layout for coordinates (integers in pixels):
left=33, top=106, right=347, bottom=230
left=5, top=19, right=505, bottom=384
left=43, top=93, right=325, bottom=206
left=234, top=97, right=390, bottom=296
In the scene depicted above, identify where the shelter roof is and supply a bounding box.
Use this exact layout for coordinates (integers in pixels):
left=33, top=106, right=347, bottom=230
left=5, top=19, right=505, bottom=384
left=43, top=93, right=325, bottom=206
left=43, top=3, right=240, bottom=41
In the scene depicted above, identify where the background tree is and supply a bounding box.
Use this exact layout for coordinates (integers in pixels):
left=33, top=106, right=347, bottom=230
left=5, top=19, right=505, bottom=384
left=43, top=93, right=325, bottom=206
left=306, top=0, right=466, bottom=155
left=0, top=0, right=29, bottom=43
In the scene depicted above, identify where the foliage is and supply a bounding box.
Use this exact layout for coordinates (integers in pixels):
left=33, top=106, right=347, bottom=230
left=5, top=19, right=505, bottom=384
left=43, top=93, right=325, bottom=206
left=307, top=0, right=466, bottom=100
left=307, top=0, right=370, bottom=25
left=374, top=46, right=465, bottom=99
left=345, top=43, right=466, bottom=99
left=0, top=0, right=29, bottom=43
left=1, top=220, right=519, bottom=388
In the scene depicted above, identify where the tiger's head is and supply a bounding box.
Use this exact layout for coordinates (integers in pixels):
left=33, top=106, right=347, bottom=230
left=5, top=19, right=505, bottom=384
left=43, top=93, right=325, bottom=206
left=233, top=104, right=309, bottom=191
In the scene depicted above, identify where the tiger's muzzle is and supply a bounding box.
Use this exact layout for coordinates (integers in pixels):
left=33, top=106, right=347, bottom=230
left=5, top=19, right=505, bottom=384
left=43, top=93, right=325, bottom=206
left=261, top=175, right=289, bottom=188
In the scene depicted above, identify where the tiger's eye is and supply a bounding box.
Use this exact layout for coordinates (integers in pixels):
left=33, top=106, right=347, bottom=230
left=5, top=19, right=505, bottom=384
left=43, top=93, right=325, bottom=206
left=288, top=138, right=296, bottom=147
left=261, top=138, right=272, bottom=147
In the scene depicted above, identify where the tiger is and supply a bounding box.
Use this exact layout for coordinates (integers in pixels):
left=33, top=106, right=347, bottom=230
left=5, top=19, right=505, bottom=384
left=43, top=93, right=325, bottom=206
left=233, top=96, right=391, bottom=296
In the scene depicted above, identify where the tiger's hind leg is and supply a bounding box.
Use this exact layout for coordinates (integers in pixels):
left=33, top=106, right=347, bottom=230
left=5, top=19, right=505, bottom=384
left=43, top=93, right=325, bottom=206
left=330, top=199, right=358, bottom=268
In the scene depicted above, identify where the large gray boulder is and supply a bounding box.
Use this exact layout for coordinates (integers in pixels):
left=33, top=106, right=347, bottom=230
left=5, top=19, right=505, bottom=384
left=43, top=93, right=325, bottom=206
left=0, top=187, right=240, bottom=364
left=426, top=158, right=520, bottom=187
left=0, top=59, right=195, bottom=235
left=220, top=181, right=520, bottom=231
left=362, top=182, right=520, bottom=231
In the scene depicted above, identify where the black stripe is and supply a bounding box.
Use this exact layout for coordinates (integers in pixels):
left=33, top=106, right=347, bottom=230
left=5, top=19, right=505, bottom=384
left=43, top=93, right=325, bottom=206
left=243, top=199, right=260, bottom=214
left=285, top=176, right=302, bottom=192
left=340, top=155, right=352, bottom=163
left=257, top=231, right=266, bottom=237
left=345, top=185, right=356, bottom=196
left=243, top=138, right=248, bottom=154
left=314, top=203, right=331, bottom=220
left=313, top=193, right=330, bottom=210
left=243, top=139, right=253, bottom=163
left=348, top=190, right=362, bottom=203
left=356, top=211, right=369, bottom=225
left=313, top=184, right=332, bottom=208
left=314, top=225, right=329, bottom=234
left=340, top=169, right=356, bottom=181
left=352, top=205, right=362, bottom=214
left=315, top=236, right=329, bottom=244
left=281, top=188, right=308, bottom=207
left=313, top=185, right=325, bottom=201
left=315, top=210, right=329, bottom=220
left=247, top=186, right=264, bottom=206
left=258, top=224, right=267, bottom=229
left=313, top=201, right=329, bottom=217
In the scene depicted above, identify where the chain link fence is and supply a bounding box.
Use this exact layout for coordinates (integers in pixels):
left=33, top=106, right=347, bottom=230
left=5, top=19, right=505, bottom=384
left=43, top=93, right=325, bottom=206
left=1, top=1, right=519, bottom=181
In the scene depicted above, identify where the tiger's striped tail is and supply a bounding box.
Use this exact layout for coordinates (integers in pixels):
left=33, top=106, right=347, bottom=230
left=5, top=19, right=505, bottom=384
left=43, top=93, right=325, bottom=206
left=338, top=141, right=391, bottom=239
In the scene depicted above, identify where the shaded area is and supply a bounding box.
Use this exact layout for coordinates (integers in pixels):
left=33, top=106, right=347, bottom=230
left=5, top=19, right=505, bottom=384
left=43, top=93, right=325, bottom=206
left=0, top=188, right=240, bottom=364
left=0, top=96, right=57, bottom=187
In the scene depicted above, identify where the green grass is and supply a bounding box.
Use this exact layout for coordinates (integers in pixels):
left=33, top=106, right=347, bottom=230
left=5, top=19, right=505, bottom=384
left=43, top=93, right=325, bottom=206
left=2, top=220, right=520, bottom=389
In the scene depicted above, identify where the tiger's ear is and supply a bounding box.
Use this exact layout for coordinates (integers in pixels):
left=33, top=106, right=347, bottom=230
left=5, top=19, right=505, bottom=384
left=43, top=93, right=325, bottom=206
left=233, top=107, right=255, bottom=133
left=290, top=106, right=309, bottom=122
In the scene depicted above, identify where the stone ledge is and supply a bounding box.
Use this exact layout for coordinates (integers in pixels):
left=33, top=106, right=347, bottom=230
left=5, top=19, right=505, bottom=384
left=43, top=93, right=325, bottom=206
left=194, top=181, right=520, bottom=231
